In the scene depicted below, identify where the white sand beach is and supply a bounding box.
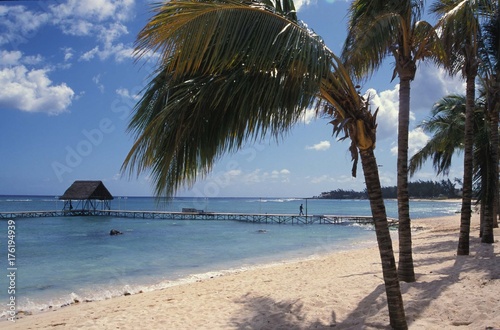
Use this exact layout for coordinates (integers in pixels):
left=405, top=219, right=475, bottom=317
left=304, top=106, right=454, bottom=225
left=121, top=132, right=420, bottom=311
left=3, top=213, right=499, bottom=329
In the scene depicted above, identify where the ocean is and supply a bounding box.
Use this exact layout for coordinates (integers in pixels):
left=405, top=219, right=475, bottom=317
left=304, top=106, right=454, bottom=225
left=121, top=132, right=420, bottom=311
left=0, top=196, right=461, bottom=319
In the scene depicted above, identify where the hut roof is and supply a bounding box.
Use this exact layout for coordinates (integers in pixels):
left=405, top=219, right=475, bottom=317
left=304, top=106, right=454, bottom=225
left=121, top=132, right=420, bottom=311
left=59, top=180, right=113, bottom=200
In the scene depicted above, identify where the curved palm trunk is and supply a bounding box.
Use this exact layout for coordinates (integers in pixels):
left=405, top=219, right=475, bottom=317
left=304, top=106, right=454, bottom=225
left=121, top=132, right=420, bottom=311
left=457, top=72, right=476, bottom=255
left=360, top=148, right=408, bottom=330
left=397, top=76, right=415, bottom=282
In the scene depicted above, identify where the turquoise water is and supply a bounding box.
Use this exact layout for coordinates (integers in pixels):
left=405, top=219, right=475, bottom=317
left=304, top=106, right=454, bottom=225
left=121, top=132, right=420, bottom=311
left=0, top=196, right=460, bottom=318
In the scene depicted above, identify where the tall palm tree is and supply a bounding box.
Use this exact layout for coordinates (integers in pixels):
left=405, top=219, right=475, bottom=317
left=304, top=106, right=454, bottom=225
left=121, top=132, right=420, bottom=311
left=342, top=0, right=444, bottom=282
left=479, top=3, right=500, bottom=239
left=430, top=0, right=491, bottom=255
left=122, top=0, right=407, bottom=328
left=409, top=94, right=493, bottom=230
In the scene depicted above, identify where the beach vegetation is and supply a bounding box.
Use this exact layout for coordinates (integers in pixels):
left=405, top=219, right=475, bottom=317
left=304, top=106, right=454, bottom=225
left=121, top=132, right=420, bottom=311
left=123, top=0, right=408, bottom=327
left=317, top=179, right=461, bottom=199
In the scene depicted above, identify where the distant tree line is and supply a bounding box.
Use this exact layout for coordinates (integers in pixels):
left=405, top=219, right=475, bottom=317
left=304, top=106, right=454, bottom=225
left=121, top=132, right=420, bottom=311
left=316, top=179, right=461, bottom=199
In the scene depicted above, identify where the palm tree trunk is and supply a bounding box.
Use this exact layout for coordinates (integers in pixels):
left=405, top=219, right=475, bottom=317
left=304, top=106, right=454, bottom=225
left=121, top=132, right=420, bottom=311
left=490, top=75, right=499, bottom=230
left=482, top=97, right=498, bottom=243
left=360, top=148, right=408, bottom=330
left=480, top=187, right=485, bottom=237
left=397, top=76, right=415, bottom=282
left=457, top=71, right=476, bottom=255
left=482, top=187, right=494, bottom=242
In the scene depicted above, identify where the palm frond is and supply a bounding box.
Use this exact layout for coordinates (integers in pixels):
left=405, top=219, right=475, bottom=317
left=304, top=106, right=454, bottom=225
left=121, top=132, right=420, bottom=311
left=343, top=12, right=403, bottom=78
left=123, top=0, right=337, bottom=196
left=431, top=0, right=484, bottom=76
left=316, top=55, right=376, bottom=177
left=342, top=0, right=438, bottom=81
left=136, top=0, right=330, bottom=80
left=410, top=93, right=491, bottom=178
left=412, top=20, right=446, bottom=65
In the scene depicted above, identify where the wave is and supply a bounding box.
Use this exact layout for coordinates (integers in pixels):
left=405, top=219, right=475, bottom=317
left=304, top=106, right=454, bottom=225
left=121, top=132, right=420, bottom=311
left=2, top=250, right=332, bottom=320
left=0, top=266, right=262, bottom=320
left=249, top=198, right=302, bottom=203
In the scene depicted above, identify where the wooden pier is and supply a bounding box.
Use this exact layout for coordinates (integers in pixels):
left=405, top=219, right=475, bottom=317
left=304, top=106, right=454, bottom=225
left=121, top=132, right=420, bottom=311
left=0, top=209, right=398, bottom=225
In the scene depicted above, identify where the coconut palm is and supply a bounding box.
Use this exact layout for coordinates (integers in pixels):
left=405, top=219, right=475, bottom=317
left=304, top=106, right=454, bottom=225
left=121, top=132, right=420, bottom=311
left=122, top=0, right=407, bottom=327
left=409, top=94, right=469, bottom=177
left=478, top=4, right=500, bottom=239
left=342, top=0, right=444, bottom=282
left=430, top=0, right=493, bottom=254
left=409, top=94, right=494, bottom=233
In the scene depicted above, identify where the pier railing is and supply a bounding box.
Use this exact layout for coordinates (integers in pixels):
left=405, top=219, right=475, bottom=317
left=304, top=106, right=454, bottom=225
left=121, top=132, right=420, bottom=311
left=0, top=209, right=398, bottom=225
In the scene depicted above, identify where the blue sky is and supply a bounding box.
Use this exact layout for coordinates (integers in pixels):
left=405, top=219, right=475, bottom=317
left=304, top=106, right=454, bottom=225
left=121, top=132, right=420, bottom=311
left=0, top=0, right=465, bottom=198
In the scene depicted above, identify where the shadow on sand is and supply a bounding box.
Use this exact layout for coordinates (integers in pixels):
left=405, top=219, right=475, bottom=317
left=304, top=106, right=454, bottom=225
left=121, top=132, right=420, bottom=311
left=229, top=225, right=499, bottom=329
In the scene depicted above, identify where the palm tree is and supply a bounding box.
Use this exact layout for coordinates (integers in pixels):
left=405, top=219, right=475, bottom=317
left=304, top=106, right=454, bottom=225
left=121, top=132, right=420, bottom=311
left=431, top=0, right=492, bottom=254
left=122, top=0, right=407, bottom=327
left=342, top=0, right=444, bottom=282
left=409, top=91, right=496, bottom=240
left=479, top=3, right=500, bottom=239
left=409, top=94, right=469, bottom=177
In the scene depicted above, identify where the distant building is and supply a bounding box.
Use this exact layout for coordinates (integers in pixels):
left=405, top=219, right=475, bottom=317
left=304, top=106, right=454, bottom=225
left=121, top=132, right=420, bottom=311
left=59, top=180, right=113, bottom=214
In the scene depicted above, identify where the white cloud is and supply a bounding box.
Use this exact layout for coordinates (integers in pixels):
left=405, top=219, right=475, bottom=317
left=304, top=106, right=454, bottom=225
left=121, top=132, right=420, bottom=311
left=23, top=54, right=43, bottom=65
left=50, top=0, right=135, bottom=27
left=99, top=22, right=129, bottom=45
left=0, top=50, right=22, bottom=66
left=241, top=168, right=291, bottom=184
left=93, top=74, right=105, bottom=93
left=300, top=108, right=317, bottom=124
left=309, top=174, right=354, bottom=184
left=0, top=5, right=51, bottom=47
left=80, top=43, right=134, bottom=62
left=62, top=47, right=74, bottom=62
left=411, top=64, right=465, bottom=114
left=366, top=87, right=399, bottom=140
left=60, top=19, right=94, bottom=36
left=391, top=127, right=430, bottom=157
left=80, top=47, right=99, bottom=61
left=408, top=127, right=430, bottom=157
left=0, top=50, right=43, bottom=66
left=0, top=65, right=74, bottom=115
left=306, top=140, right=331, bottom=151
left=295, top=0, right=314, bottom=12
left=0, top=2, right=136, bottom=63
left=366, top=64, right=465, bottom=143
left=116, top=88, right=140, bottom=101
left=78, top=22, right=133, bottom=62
left=310, top=175, right=335, bottom=184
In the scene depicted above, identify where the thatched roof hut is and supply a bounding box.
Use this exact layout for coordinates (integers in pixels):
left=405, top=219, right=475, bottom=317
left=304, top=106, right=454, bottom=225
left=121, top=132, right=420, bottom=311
left=60, top=180, right=113, bottom=213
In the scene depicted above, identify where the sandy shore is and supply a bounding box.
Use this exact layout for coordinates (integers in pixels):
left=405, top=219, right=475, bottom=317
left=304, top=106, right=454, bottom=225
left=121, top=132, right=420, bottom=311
left=3, top=213, right=499, bottom=329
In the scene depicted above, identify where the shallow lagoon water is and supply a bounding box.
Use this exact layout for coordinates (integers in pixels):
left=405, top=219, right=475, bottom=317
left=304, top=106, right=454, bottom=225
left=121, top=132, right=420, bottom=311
left=0, top=196, right=460, bottom=316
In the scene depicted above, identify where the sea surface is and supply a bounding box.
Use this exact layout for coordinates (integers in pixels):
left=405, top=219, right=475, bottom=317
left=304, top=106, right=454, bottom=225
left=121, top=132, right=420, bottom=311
left=0, top=196, right=461, bottom=318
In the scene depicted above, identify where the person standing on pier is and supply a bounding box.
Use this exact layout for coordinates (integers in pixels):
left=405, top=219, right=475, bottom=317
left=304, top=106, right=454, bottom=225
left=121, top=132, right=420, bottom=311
left=299, top=204, right=304, bottom=216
